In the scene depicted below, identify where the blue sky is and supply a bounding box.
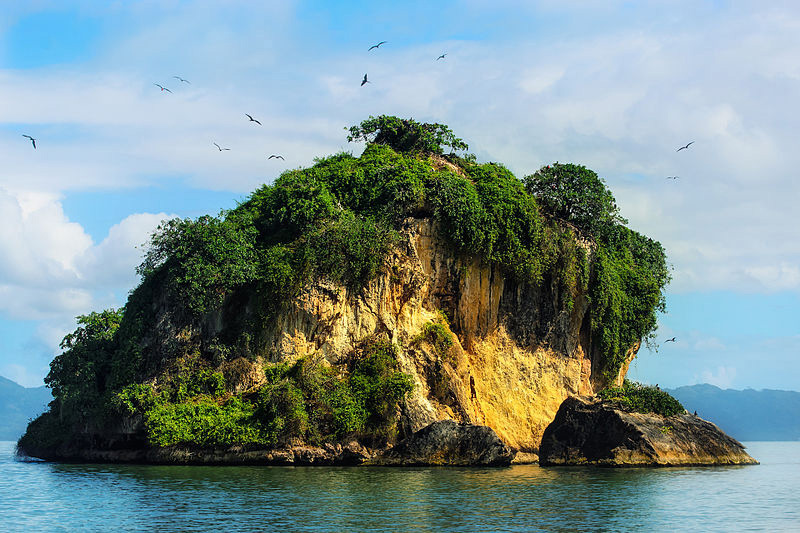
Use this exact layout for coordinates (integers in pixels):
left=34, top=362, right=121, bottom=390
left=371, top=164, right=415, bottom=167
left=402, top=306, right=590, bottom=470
left=1, top=1, right=798, bottom=391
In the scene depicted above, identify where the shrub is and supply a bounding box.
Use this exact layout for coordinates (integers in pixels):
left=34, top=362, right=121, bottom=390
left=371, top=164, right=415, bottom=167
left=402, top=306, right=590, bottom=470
left=598, top=380, right=685, bottom=417
left=415, top=322, right=455, bottom=361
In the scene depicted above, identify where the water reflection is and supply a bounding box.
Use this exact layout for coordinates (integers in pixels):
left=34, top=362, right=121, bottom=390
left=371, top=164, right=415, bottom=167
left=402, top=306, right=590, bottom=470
left=2, top=442, right=795, bottom=532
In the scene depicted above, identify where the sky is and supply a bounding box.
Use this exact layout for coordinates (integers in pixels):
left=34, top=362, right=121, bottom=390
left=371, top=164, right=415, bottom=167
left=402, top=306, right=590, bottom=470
left=0, top=1, right=798, bottom=391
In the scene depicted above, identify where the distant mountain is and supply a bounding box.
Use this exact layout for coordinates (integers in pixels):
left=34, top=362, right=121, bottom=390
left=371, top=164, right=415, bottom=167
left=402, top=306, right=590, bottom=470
left=668, top=384, right=800, bottom=441
left=0, top=376, right=52, bottom=441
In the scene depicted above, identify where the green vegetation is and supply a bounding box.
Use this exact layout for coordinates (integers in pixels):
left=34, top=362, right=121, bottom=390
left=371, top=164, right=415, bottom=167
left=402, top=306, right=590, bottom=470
left=415, top=321, right=454, bottom=361
left=346, top=115, right=468, bottom=155
left=19, top=115, right=670, bottom=454
left=523, top=163, right=670, bottom=380
left=110, top=338, right=413, bottom=448
left=598, top=380, right=685, bottom=417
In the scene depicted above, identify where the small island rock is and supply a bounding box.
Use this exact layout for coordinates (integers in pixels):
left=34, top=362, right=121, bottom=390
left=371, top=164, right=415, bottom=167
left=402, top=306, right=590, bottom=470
left=539, top=396, right=758, bottom=466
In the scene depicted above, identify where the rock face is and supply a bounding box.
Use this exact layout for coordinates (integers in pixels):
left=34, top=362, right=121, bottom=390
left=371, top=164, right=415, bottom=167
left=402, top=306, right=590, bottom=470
left=539, top=396, right=758, bottom=466
left=236, top=218, right=629, bottom=453
left=372, top=420, right=516, bottom=466
left=17, top=440, right=375, bottom=466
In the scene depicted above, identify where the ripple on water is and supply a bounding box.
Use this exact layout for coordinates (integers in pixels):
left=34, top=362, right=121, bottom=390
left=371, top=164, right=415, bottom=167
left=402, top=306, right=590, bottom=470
left=1, top=441, right=797, bottom=532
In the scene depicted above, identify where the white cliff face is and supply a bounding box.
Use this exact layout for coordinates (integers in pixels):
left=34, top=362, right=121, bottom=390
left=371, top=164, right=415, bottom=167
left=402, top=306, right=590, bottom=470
left=249, top=218, right=636, bottom=452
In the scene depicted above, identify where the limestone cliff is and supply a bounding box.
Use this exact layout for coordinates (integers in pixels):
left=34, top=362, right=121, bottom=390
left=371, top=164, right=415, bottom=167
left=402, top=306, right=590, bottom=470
left=199, top=217, right=631, bottom=454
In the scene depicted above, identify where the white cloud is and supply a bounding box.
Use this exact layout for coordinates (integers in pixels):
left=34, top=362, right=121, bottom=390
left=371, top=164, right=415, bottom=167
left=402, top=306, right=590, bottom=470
left=0, top=188, right=173, bottom=320
left=695, top=366, right=738, bottom=389
left=77, top=212, right=174, bottom=288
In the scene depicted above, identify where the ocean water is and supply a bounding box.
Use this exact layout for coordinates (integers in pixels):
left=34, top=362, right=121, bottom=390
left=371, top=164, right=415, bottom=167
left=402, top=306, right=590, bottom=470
left=2, top=441, right=798, bottom=532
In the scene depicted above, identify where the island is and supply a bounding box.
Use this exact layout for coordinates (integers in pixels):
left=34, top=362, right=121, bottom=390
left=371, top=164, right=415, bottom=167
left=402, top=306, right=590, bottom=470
left=17, top=116, right=754, bottom=467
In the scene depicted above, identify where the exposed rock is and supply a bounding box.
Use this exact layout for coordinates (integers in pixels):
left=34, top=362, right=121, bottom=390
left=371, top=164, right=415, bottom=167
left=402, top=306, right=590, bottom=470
left=18, top=441, right=375, bottom=466
left=249, top=218, right=618, bottom=453
left=539, top=396, right=758, bottom=466
left=371, top=420, right=516, bottom=466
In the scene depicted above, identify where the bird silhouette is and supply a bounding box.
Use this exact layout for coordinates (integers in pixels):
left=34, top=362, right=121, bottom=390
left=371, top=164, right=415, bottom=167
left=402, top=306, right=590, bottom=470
left=437, top=53, right=447, bottom=60
left=213, top=142, right=230, bottom=151
left=676, top=141, right=694, bottom=152
left=22, top=135, right=36, bottom=149
left=268, top=154, right=285, bottom=160
left=361, top=74, right=370, bottom=86
left=368, top=41, right=387, bottom=51
left=153, top=83, right=172, bottom=93
left=173, top=76, right=190, bottom=83
left=245, top=113, right=262, bottom=125
left=666, top=176, right=680, bottom=180
left=663, top=337, right=677, bottom=344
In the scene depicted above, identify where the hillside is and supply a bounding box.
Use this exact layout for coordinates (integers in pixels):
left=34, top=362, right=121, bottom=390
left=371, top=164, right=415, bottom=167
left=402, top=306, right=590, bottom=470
left=669, top=384, right=800, bottom=441
left=0, top=376, right=51, bottom=441
left=17, top=116, right=670, bottom=463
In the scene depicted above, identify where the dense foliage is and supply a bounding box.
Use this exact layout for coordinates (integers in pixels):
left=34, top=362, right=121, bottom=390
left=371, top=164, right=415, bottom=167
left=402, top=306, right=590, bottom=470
left=112, top=339, right=413, bottom=448
left=346, top=115, right=468, bottom=155
left=524, top=162, right=670, bottom=379
left=598, top=380, right=685, bottom=417
left=21, top=115, right=670, bottom=453
left=523, top=163, right=626, bottom=238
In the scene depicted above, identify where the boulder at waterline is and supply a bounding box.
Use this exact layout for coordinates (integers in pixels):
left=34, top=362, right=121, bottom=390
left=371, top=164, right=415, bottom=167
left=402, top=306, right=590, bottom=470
left=372, top=420, right=516, bottom=466
left=539, top=396, right=758, bottom=466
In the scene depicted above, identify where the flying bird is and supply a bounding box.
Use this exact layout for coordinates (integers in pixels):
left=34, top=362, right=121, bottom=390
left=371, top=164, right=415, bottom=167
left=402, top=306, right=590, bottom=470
left=361, top=74, right=370, bottom=86
left=666, top=176, right=680, bottom=180
left=213, top=142, right=230, bottom=151
left=153, top=83, right=172, bottom=93
left=268, top=154, right=285, bottom=160
left=368, top=41, right=387, bottom=51
left=676, top=141, right=694, bottom=152
left=173, top=76, right=190, bottom=83
left=22, top=134, right=36, bottom=149
left=663, top=337, right=677, bottom=344
left=436, top=53, right=447, bottom=60
left=245, top=113, right=262, bottom=125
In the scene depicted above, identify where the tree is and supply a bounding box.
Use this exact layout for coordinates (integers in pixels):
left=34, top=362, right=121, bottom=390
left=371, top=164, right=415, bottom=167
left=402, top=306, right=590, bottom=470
left=137, top=215, right=259, bottom=316
left=346, top=115, right=469, bottom=155
left=45, top=309, right=124, bottom=419
left=523, top=163, right=626, bottom=239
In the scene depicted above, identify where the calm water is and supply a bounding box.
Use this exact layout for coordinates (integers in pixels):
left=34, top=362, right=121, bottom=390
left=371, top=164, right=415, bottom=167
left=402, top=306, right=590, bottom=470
left=2, top=442, right=798, bottom=532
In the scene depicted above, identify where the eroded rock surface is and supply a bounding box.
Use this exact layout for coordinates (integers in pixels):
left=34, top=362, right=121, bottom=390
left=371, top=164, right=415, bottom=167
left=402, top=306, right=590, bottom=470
left=539, top=396, right=758, bottom=466
left=372, top=420, right=515, bottom=466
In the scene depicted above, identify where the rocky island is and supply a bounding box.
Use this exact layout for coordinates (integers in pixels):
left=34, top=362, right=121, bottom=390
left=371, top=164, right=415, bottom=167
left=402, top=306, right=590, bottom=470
left=17, top=116, right=752, bottom=467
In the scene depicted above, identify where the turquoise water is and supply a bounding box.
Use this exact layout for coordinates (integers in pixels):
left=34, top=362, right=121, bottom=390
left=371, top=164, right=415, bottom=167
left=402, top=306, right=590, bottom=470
left=3, top=441, right=798, bottom=532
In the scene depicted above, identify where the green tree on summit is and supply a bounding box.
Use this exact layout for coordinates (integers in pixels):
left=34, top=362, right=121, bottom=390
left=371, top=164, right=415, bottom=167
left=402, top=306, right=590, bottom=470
left=523, top=163, right=626, bottom=239
left=346, top=115, right=469, bottom=154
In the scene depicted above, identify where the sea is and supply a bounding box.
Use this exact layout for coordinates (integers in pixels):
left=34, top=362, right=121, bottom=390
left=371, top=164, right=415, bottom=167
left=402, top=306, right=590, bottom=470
left=1, top=441, right=798, bottom=532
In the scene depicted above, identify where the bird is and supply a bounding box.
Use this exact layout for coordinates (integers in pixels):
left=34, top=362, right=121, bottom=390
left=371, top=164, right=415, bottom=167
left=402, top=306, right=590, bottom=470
left=361, top=74, right=370, bottom=86
left=436, top=53, right=447, bottom=60
left=22, top=134, right=36, bottom=149
left=173, top=76, right=190, bottom=83
left=663, top=337, right=677, bottom=344
left=213, top=142, right=230, bottom=151
left=666, top=176, right=680, bottom=180
left=676, top=141, right=694, bottom=152
left=268, top=154, right=285, bottom=160
left=245, top=113, right=262, bottom=125
left=153, top=83, right=172, bottom=93
left=368, top=41, right=387, bottom=51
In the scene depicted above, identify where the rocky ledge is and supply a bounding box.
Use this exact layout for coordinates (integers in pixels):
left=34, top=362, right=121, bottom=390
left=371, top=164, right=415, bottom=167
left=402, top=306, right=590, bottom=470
left=539, top=396, right=758, bottom=467
left=18, top=421, right=515, bottom=467
left=371, top=420, right=516, bottom=466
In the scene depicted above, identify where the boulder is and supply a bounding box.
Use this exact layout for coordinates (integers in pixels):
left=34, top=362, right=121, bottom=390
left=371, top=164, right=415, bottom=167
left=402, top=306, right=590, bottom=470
left=539, top=396, right=758, bottom=466
left=372, top=420, right=515, bottom=466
